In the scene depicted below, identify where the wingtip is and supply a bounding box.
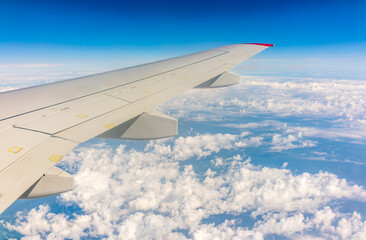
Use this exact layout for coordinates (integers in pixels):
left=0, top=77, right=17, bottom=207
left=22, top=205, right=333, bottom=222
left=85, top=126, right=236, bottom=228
left=243, top=43, right=274, bottom=47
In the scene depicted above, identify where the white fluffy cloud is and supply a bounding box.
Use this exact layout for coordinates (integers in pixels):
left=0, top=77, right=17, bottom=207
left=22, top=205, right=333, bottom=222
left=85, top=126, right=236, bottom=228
left=0, top=64, right=95, bottom=92
left=160, top=76, right=366, bottom=128
left=270, top=131, right=317, bottom=152
left=0, top=86, right=18, bottom=93
left=5, top=134, right=366, bottom=239
left=0, top=64, right=63, bottom=69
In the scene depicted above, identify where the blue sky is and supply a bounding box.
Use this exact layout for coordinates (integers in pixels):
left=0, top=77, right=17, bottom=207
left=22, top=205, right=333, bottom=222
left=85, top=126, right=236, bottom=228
left=0, top=0, right=365, bottom=49
left=1, top=0, right=365, bottom=81
left=1, top=0, right=365, bottom=47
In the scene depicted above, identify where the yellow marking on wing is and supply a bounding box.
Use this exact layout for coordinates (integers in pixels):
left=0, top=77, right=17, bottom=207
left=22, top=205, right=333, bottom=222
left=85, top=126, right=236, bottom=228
left=49, top=154, right=63, bottom=162
left=8, top=146, right=23, bottom=153
left=104, top=123, right=115, bottom=129
left=77, top=114, right=88, bottom=119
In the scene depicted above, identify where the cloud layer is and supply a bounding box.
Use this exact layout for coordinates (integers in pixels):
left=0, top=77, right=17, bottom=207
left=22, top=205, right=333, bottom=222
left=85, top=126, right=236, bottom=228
left=2, top=74, right=366, bottom=239
left=160, top=76, right=366, bottom=127
left=5, top=133, right=366, bottom=239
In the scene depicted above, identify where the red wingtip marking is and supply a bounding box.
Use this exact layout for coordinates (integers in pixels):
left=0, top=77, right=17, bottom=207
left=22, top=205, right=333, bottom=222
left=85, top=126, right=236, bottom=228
left=243, top=43, right=274, bottom=47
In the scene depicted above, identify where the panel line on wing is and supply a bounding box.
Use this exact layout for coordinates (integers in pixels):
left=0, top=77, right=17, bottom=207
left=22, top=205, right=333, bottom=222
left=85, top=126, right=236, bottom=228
left=0, top=128, right=50, bottom=174
left=108, top=95, right=132, bottom=103
left=12, top=126, right=52, bottom=136
left=11, top=126, right=81, bottom=144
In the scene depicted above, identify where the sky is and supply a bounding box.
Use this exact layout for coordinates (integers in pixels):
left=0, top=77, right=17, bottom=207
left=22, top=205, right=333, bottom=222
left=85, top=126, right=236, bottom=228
left=1, top=0, right=366, bottom=81
left=1, top=0, right=365, bottom=46
left=0, top=0, right=366, bottom=239
left=0, top=0, right=365, bottom=55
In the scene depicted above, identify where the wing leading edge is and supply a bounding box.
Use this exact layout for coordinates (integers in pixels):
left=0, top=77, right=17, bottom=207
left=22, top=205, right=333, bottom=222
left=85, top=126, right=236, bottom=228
left=0, top=43, right=273, bottom=214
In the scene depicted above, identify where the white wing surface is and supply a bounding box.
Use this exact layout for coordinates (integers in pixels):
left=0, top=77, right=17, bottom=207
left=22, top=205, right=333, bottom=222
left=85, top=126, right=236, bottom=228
left=0, top=43, right=273, bottom=214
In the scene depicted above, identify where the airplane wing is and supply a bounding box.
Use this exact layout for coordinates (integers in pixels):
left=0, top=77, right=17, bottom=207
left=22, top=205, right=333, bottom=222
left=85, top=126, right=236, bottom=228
left=0, top=43, right=273, bottom=214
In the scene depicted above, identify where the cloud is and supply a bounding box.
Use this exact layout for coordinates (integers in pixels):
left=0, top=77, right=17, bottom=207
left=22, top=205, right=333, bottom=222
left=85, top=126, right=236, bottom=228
left=253, top=207, right=366, bottom=240
left=0, top=71, right=88, bottom=90
left=0, top=64, right=63, bottom=69
left=270, top=131, right=317, bottom=152
left=219, top=121, right=281, bottom=129
left=171, top=133, right=237, bottom=160
left=160, top=75, right=366, bottom=128
left=0, top=63, right=96, bottom=92
left=285, top=126, right=366, bottom=140
left=0, top=86, right=18, bottom=93
left=192, top=220, right=263, bottom=240
left=5, top=135, right=366, bottom=239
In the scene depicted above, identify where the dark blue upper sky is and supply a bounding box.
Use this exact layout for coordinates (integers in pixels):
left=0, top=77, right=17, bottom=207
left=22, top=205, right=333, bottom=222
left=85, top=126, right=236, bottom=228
left=1, top=0, right=365, bottom=48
